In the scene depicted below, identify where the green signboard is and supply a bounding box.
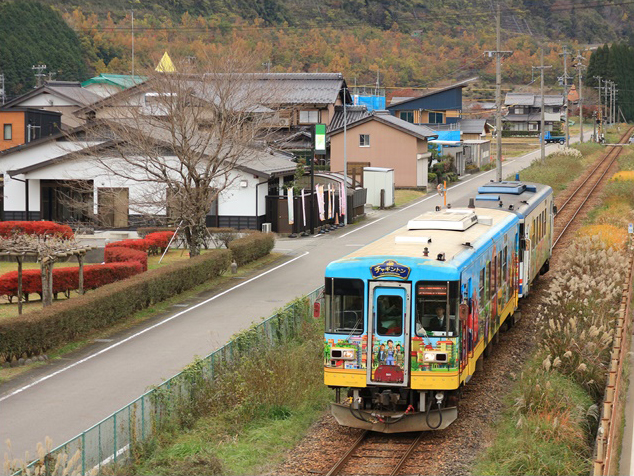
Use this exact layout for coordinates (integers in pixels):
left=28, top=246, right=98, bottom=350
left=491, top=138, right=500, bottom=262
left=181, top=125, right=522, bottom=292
left=314, top=123, right=326, bottom=155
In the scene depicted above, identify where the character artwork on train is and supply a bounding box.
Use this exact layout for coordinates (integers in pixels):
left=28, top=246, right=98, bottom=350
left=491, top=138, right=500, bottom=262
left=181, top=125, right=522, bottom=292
left=324, top=181, right=555, bottom=432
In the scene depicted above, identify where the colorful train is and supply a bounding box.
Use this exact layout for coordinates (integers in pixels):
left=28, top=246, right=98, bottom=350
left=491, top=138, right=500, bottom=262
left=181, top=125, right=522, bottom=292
left=324, top=181, right=555, bottom=432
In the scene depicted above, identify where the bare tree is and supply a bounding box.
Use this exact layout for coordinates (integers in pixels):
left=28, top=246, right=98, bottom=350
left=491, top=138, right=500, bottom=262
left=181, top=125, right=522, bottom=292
left=68, top=53, right=285, bottom=256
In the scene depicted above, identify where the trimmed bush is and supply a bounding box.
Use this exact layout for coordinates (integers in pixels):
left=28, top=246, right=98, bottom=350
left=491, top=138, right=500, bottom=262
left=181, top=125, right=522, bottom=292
left=105, top=238, right=148, bottom=252
left=105, top=231, right=175, bottom=255
left=0, top=262, right=143, bottom=300
left=229, top=232, right=275, bottom=266
left=105, top=247, right=148, bottom=272
left=145, top=231, right=174, bottom=254
left=137, top=227, right=176, bottom=238
left=0, top=250, right=232, bottom=360
left=0, top=221, right=73, bottom=238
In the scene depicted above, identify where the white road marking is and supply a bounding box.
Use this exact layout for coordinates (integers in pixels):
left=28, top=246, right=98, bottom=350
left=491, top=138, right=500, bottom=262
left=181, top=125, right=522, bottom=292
left=0, top=251, right=310, bottom=403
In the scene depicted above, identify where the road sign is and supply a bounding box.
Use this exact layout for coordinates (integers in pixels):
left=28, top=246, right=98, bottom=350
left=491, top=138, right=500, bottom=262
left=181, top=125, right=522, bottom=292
left=628, top=223, right=633, bottom=234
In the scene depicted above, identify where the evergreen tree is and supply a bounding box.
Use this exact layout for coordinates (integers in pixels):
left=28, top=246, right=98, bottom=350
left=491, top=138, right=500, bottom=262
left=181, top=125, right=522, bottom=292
left=0, top=1, right=87, bottom=98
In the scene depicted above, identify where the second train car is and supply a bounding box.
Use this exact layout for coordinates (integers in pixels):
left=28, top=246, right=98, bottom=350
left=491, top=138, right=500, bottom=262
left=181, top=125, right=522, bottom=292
left=324, top=181, right=555, bottom=432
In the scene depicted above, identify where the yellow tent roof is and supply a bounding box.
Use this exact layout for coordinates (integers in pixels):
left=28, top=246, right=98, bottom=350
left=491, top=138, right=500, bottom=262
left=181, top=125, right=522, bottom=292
left=155, top=52, right=176, bottom=73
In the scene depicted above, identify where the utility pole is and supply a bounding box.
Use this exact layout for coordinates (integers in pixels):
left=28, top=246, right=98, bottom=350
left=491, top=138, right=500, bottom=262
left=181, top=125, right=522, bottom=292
left=575, top=51, right=586, bottom=143
left=560, top=46, right=571, bottom=147
left=533, top=47, right=551, bottom=161
left=594, top=76, right=603, bottom=141
left=604, top=79, right=610, bottom=125
left=343, top=88, right=348, bottom=226
left=32, top=64, right=46, bottom=87
left=484, top=4, right=512, bottom=181
left=131, top=10, right=135, bottom=78
left=612, top=82, right=617, bottom=125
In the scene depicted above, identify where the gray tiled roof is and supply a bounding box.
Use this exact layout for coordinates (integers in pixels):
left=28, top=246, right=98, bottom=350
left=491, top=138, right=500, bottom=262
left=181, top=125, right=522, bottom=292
left=460, top=118, right=488, bottom=134
left=3, top=81, right=102, bottom=108
left=244, top=150, right=297, bottom=177
left=329, top=110, right=437, bottom=140
left=328, top=105, right=371, bottom=131
left=505, top=93, right=563, bottom=107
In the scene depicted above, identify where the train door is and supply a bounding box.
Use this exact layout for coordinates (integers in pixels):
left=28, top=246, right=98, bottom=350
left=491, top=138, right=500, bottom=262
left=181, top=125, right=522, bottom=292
left=367, top=282, right=411, bottom=386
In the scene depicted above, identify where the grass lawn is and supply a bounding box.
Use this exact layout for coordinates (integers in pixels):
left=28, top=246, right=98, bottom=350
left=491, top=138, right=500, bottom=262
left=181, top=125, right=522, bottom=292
left=0, top=248, right=219, bottom=322
left=394, top=189, right=426, bottom=207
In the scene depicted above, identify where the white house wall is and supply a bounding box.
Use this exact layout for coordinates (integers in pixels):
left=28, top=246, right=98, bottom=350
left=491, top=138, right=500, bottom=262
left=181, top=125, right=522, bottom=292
left=0, top=141, right=102, bottom=214
left=17, top=93, right=78, bottom=108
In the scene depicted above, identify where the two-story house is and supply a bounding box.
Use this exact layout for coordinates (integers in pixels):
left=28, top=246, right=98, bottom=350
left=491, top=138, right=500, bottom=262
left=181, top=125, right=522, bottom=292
left=386, top=78, right=477, bottom=128
left=503, top=93, right=564, bottom=132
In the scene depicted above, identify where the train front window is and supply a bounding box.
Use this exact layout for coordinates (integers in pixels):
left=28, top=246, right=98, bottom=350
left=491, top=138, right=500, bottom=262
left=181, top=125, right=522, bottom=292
left=415, top=281, right=459, bottom=336
left=325, top=277, right=364, bottom=335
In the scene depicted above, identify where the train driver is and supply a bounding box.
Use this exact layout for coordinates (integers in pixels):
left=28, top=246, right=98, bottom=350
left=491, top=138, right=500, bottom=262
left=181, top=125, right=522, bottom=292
left=428, top=306, right=453, bottom=333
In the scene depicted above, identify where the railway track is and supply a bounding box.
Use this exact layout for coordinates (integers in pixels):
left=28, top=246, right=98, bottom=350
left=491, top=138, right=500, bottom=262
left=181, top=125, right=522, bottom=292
left=553, top=127, right=634, bottom=248
left=315, top=132, right=634, bottom=476
left=325, top=430, right=425, bottom=476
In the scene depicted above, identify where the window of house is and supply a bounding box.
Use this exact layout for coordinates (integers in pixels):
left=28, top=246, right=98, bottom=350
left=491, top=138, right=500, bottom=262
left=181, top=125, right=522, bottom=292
left=528, top=123, right=538, bottom=131
left=3, top=124, right=11, bottom=140
left=359, top=134, right=370, bottom=147
left=299, top=110, right=319, bottom=124
left=400, top=111, right=414, bottom=123
left=428, top=112, right=443, bottom=124
left=514, top=106, right=525, bottom=114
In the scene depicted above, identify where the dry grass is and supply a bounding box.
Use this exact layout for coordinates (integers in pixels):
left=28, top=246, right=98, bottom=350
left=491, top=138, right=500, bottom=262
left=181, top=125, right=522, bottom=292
left=394, top=189, right=426, bottom=207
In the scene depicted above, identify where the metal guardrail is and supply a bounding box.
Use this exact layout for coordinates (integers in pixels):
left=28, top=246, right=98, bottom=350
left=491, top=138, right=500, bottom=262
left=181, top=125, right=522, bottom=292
left=592, top=245, right=634, bottom=475
left=17, top=286, right=325, bottom=476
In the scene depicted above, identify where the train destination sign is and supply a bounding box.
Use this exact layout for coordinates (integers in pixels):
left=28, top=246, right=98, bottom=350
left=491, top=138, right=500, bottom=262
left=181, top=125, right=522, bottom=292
left=418, top=284, right=448, bottom=296
left=370, top=260, right=411, bottom=280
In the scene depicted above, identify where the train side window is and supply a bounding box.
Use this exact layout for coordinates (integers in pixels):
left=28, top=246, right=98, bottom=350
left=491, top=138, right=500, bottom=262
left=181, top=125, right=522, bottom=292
left=479, top=268, right=485, bottom=304
left=543, top=211, right=547, bottom=237
left=325, top=278, right=364, bottom=335
left=486, top=262, right=491, bottom=301
left=503, top=246, right=508, bottom=283
left=497, top=250, right=503, bottom=285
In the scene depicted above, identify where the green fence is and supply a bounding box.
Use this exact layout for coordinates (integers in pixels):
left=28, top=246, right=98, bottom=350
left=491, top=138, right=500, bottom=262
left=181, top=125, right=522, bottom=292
left=18, top=287, right=324, bottom=476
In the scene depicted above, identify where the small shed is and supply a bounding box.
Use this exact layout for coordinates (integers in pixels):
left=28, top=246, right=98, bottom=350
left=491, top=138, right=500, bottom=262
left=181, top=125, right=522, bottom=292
left=363, top=167, right=395, bottom=208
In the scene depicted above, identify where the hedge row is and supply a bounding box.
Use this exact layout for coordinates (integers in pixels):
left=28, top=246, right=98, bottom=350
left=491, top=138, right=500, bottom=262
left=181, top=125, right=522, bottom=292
left=0, top=263, right=143, bottom=301
left=0, top=250, right=232, bottom=360
left=105, top=247, right=148, bottom=272
left=0, top=232, right=275, bottom=360
left=105, top=231, right=174, bottom=255
left=0, top=221, right=73, bottom=238
left=229, top=232, right=275, bottom=266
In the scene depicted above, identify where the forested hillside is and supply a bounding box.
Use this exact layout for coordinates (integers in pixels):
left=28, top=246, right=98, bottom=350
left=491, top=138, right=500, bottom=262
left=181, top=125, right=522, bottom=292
left=587, top=43, right=634, bottom=121
left=3, top=1, right=634, bottom=98
left=0, top=1, right=86, bottom=95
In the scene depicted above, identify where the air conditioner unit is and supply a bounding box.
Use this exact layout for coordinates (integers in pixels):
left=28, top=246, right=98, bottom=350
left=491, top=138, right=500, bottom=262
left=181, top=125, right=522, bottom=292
left=262, top=223, right=272, bottom=233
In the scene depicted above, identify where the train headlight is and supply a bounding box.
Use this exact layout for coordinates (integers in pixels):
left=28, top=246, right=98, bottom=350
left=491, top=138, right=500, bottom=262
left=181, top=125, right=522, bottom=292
left=424, top=352, right=448, bottom=362
left=331, top=348, right=356, bottom=360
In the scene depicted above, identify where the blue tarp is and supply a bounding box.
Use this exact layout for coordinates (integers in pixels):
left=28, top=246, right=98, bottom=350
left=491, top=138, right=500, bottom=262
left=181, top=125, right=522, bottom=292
left=430, top=130, right=461, bottom=153
left=433, top=130, right=461, bottom=141
left=354, top=95, right=386, bottom=111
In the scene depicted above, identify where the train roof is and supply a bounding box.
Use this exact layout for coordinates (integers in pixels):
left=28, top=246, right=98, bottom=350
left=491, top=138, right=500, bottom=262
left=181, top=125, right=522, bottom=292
left=468, top=181, right=553, bottom=217
left=341, top=207, right=516, bottom=266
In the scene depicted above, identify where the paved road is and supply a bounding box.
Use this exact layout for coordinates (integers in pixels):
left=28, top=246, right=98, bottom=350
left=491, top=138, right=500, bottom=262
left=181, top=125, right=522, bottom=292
left=0, top=140, right=579, bottom=465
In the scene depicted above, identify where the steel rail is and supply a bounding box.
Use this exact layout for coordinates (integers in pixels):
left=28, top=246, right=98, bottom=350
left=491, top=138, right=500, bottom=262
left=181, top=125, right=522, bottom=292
left=557, top=127, right=634, bottom=215
left=389, top=432, right=424, bottom=476
left=325, top=430, right=368, bottom=476
left=553, top=127, right=634, bottom=248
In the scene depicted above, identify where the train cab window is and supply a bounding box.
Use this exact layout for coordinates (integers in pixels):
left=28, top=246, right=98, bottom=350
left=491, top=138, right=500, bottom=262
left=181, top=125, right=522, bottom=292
left=325, top=278, right=364, bottom=335
left=415, top=281, right=459, bottom=336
